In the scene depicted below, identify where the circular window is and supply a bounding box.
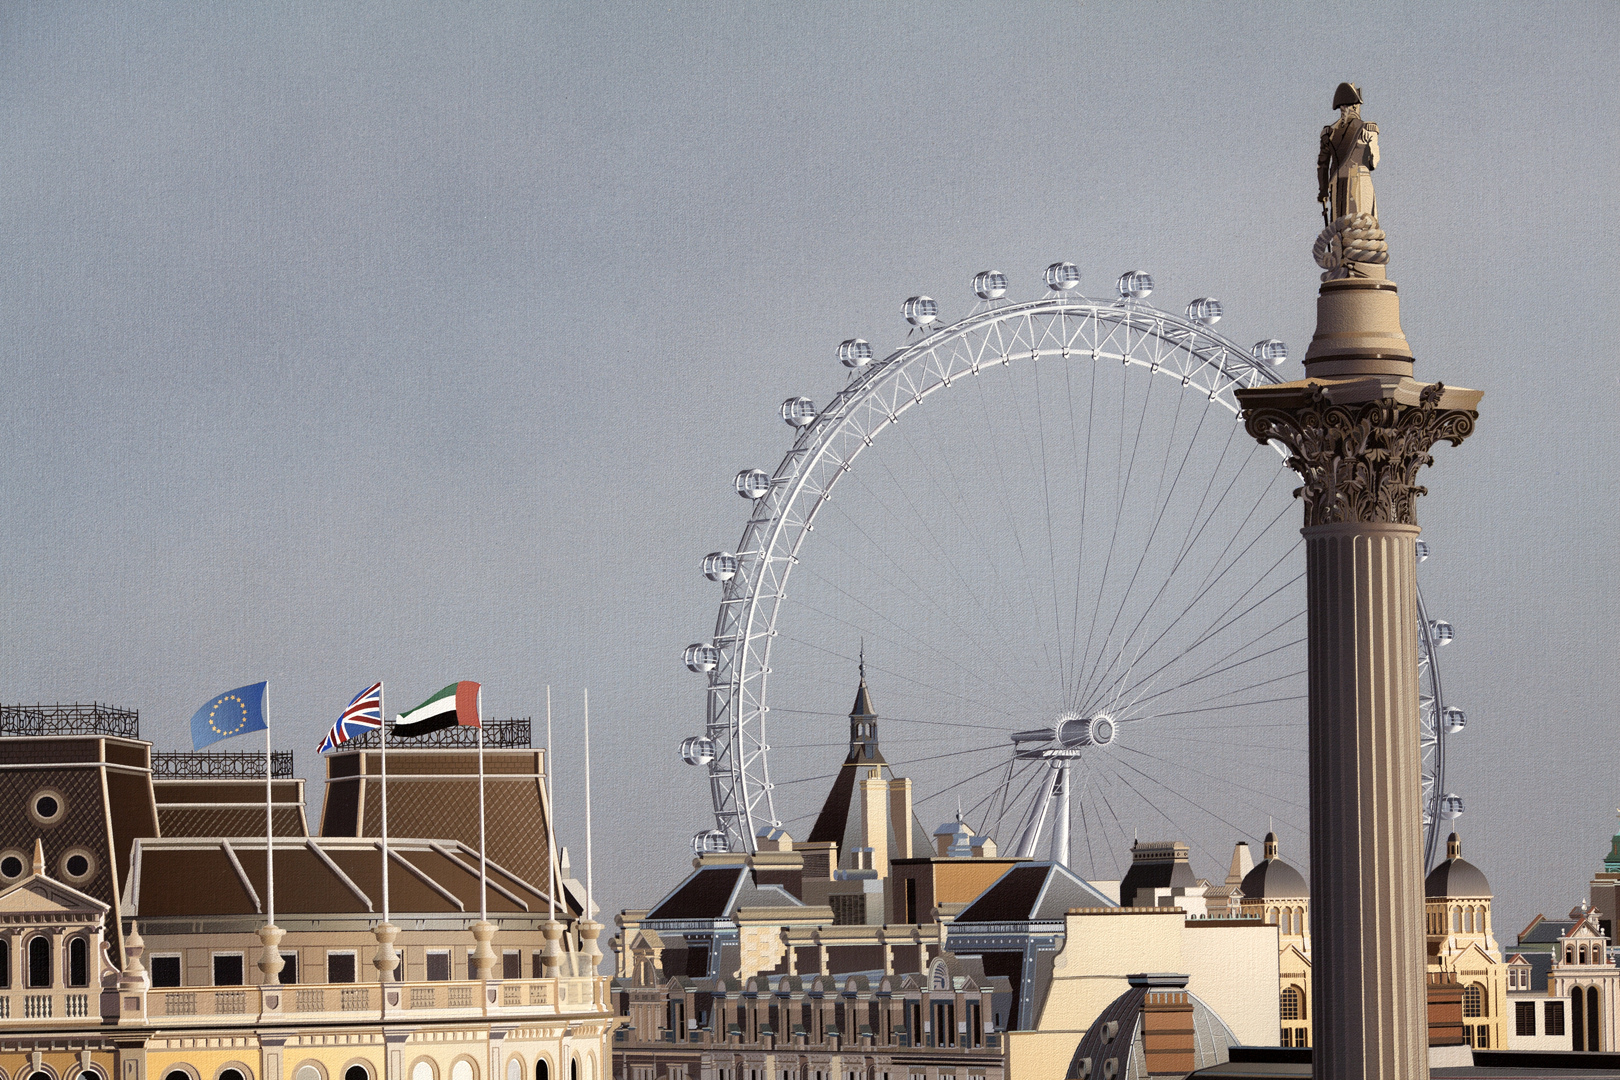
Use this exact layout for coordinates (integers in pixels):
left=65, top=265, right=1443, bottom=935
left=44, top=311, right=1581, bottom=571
left=0, top=849, right=27, bottom=881
left=28, top=789, right=66, bottom=827
left=60, top=849, right=96, bottom=884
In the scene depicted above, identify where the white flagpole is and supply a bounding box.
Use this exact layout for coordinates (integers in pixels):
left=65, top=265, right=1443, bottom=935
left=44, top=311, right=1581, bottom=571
left=265, top=687, right=275, bottom=928
left=478, top=692, right=487, bottom=924
left=380, top=682, right=390, bottom=924
left=546, top=684, right=555, bottom=922
left=583, top=687, right=593, bottom=928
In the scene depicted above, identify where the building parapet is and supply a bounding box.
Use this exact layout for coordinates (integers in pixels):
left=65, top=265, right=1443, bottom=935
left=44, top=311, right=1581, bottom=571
left=97, top=974, right=612, bottom=1029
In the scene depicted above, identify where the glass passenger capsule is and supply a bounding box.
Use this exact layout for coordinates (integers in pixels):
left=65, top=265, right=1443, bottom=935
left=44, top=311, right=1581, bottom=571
left=781, top=397, right=817, bottom=428
left=1428, top=620, right=1454, bottom=646
left=972, top=270, right=1008, bottom=300
left=1116, top=271, right=1154, bottom=299
left=903, top=296, right=939, bottom=327
left=702, top=551, right=738, bottom=582
left=1251, top=339, right=1288, bottom=365
left=683, top=643, right=719, bottom=673
left=1442, top=706, right=1467, bottom=735
left=1186, top=298, right=1223, bottom=325
left=1044, top=262, right=1082, bottom=291
left=1415, top=540, right=1430, bottom=562
left=680, top=736, right=717, bottom=765
left=1439, top=793, right=1465, bottom=820
left=838, top=338, right=874, bottom=368
left=692, top=829, right=731, bottom=855
left=735, top=469, right=771, bottom=499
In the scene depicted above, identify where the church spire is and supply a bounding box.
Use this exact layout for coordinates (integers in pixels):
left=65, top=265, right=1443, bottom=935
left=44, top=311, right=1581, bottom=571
left=848, top=651, right=880, bottom=761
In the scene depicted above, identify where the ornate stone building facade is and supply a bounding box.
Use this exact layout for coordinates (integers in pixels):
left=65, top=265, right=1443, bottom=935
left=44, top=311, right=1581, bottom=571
left=0, top=706, right=617, bottom=1080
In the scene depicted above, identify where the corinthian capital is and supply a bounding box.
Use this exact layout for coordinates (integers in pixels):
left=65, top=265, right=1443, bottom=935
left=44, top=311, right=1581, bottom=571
left=1242, top=382, right=1476, bottom=527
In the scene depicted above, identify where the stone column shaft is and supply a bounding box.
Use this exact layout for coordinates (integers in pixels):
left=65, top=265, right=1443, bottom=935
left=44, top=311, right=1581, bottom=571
left=1306, top=522, right=1427, bottom=1077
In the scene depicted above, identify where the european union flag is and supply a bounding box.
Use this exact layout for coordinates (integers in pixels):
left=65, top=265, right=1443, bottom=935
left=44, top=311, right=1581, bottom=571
left=190, top=682, right=269, bottom=749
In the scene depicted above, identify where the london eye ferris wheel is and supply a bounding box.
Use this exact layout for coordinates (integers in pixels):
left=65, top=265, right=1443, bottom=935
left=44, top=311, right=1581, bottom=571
left=679, top=263, right=1468, bottom=877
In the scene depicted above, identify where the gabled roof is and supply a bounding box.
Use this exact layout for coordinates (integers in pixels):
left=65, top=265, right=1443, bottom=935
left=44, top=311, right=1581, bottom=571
left=1506, top=951, right=1553, bottom=992
left=955, top=863, right=1115, bottom=924
left=0, top=874, right=109, bottom=918
left=645, top=864, right=806, bottom=922
left=1519, top=915, right=1575, bottom=945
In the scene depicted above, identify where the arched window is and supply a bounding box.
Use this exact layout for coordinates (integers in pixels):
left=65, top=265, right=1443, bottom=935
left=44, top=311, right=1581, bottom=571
left=220, top=1069, right=246, bottom=1080
left=1589, top=986, right=1601, bottom=1050
left=451, top=1062, right=474, bottom=1080
left=27, top=937, right=50, bottom=988
left=1462, top=984, right=1483, bottom=1018
left=0, top=938, right=9, bottom=987
left=165, top=1072, right=191, bottom=1080
left=570, top=1061, right=578, bottom=1080
left=1465, top=909, right=1474, bottom=933
left=68, top=937, right=88, bottom=987
left=1573, top=987, right=1587, bottom=1051
left=1280, top=986, right=1303, bottom=1020
left=411, top=1063, right=434, bottom=1080
left=1581, top=944, right=1590, bottom=965
left=506, top=1060, right=522, bottom=1080
left=345, top=1067, right=369, bottom=1080
left=536, top=1062, right=549, bottom=1080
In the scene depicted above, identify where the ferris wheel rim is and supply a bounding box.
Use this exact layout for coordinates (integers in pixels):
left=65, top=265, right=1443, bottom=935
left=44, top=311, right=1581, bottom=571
left=692, top=284, right=1453, bottom=863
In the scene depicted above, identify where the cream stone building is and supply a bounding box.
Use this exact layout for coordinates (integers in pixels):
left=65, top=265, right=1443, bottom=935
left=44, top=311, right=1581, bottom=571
left=0, top=705, right=617, bottom=1080
left=1423, top=832, right=1505, bottom=1051
left=1234, top=833, right=1310, bottom=1048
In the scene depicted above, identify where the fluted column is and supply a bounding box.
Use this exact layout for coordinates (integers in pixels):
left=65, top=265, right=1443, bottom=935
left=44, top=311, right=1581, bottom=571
left=1306, top=522, right=1426, bottom=1076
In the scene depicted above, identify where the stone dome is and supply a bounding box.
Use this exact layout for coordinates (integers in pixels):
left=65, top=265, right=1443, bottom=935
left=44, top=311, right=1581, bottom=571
left=1239, top=832, right=1308, bottom=900
left=1424, top=833, right=1491, bottom=899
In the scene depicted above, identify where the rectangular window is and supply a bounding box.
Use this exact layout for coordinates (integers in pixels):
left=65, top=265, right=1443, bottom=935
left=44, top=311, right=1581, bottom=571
left=327, top=952, right=357, bottom=983
left=905, top=878, right=918, bottom=925
left=1516, top=1000, right=1536, bottom=1036
left=213, top=953, right=244, bottom=986
left=150, top=955, right=182, bottom=988
left=1545, top=1001, right=1565, bottom=1036
left=532, top=951, right=543, bottom=978
left=280, top=952, right=298, bottom=985
left=426, top=951, right=450, bottom=981
left=503, top=951, right=522, bottom=979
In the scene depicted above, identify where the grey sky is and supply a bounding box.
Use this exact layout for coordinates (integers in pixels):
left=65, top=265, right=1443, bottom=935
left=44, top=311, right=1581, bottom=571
left=3, top=2, right=1616, bottom=937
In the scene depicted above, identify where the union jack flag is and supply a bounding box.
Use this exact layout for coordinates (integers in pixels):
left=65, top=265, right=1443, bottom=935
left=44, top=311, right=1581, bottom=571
left=317, top=681, right=383, bottom=753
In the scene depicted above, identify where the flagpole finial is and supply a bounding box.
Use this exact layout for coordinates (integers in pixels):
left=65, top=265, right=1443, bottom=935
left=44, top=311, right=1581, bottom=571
left=859, top=641, right=866, bottom=680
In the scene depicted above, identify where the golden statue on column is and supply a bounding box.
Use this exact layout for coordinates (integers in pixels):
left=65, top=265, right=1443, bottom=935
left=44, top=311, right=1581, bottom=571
left=1313, top=83, right=1389, bottom=279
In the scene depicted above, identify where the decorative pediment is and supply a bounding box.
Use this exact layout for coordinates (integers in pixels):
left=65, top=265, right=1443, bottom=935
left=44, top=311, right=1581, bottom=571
left=0, top=875, right=108, bottom=920
left=1450, top=942, right=1500, bottom=970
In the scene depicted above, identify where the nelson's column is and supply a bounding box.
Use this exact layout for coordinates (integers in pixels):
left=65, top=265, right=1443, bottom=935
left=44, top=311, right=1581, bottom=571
left=1235, top=83, right=1482, bottom=1078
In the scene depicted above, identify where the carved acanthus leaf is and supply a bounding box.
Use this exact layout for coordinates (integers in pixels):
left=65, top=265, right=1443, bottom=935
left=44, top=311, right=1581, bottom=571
left=1242, top=384, right=1476, bottom=526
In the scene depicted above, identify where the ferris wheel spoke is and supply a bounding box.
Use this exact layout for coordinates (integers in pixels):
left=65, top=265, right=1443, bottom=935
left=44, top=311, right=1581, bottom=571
left=1120, top=629, right=1306, bottom=716
left=1102, top=527, right=1303, bottom=712
left=1072, top=360, right=1161, bottom=709
left=1071, top=389, right=1213, bottom=712
left=814, top=488, right=1037, bottom=698
left=1127, top=693, right=1309, bottom=724
left=778, top=633, right=1030, bottom=722
left=789, top=560, right=1035, bottom=711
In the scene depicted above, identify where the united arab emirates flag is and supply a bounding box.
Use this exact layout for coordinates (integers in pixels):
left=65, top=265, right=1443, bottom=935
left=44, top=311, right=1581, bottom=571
left=394, top=681, right=482, bottom=738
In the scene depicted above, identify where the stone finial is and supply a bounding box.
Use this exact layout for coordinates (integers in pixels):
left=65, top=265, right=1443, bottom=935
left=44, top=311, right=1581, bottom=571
left=31, top=839, right=44, bottom=876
